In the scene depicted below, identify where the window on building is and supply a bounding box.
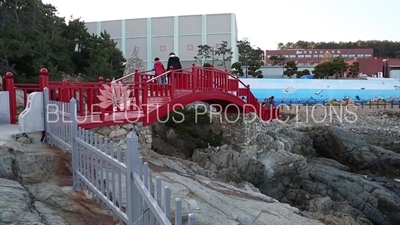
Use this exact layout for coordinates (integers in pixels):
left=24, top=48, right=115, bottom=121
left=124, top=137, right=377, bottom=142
left=341, top=54, right=348, bottom=58
left=283, top=55, right=289, bottom=58
left=267, top=55, right=271, bottom=59
left=320, top=51, right=323, bottom=54
left=337, top=50, right=341, bottom=53
left=313, top=55, right=319, bottom=58
left=357, top=54, right=364, bottom=58
left=298, top=55, right=304, bottom=58
left=365, top=54, right=372, bottom=58
left=333, top=54, right=339, bottom=57
left=319, top=55, right=323, bottom=58
left=305, top=55, right=312, bottom=58
left=349, top=54, right=355, bottom=58
left=289, top=55, right=296, bottom=58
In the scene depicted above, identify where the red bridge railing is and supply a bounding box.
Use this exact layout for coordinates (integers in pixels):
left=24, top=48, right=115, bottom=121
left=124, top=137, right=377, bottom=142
left=2, top=64, right=280, bottom=125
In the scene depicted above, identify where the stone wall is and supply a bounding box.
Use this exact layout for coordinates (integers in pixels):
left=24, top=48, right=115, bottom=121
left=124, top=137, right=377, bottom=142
left=90, top=122, right=152, bottom=150
left=212, top=112, right=273, bottom=147
left=90, top=108, right=276, bottom=152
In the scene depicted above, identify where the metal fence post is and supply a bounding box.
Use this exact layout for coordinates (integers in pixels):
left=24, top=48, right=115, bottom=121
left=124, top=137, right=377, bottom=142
left=126, top=131, right=141, bottom=224
left=175, top=198, right=182, bottom=225
left=165, top=186, right=171, bottom=221
left=43, top=88, right=50, bottom=142
left=70, top=98, right=80, bottom=190
left=188, top=213, right=197, bottom=225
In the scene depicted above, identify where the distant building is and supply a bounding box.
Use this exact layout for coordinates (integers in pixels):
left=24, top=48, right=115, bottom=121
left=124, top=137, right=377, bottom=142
left=265, top=49, right=374, bottom=65
left=383, top=58, right=400, bottom=78
left=347, top=58, right=400, bottom=78
left=85, top=13, right=239, bottom=70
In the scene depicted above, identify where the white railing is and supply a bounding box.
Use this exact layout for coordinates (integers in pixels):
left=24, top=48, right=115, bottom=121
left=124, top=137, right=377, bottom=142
left=43, top=87, right=197, bottom=225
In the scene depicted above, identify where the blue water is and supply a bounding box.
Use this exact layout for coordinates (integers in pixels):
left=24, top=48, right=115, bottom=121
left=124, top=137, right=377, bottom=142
left=242, top=79, right=400, bottom=105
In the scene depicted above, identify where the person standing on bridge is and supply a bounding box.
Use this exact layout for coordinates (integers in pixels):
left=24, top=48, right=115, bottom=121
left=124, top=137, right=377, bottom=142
left=166, top=52, right=182, bottom=71
left=152, top=57, right=166, bottom=84
left=166, top=52, right=182, bottom=84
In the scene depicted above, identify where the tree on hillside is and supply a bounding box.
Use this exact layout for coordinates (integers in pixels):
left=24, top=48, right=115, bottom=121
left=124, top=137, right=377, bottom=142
left=215, top=41, right=233, bottom=70
left=236, top=40, right=264, bottom=78
left=321, top=52, right=333, bottom=63
left=0, top=0, right=126, bottom=82
left=231, top=62, right=243, bottom=76
left=283, top=61, right=298, bottom=79
left=277, top=40, right=400, bottom=58
left=348, top=61, right=360, bottom=78
left=298, top=69, right=310, bottom=78
left=313, top=57, right=348, bottom=79
left=194, top=45, right=217, bottom=66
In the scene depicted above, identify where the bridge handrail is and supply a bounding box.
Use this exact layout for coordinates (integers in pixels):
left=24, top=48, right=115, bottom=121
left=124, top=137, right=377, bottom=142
left=113, top=66, right=194, bottom=83
left=146, top=71, right=171, bottom=83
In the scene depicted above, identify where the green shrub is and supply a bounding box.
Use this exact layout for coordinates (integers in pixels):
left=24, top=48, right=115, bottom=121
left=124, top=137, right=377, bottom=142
left=161, top=107, right=223, bottom=148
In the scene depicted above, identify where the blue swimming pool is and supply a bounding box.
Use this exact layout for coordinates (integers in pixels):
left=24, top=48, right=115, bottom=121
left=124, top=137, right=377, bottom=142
left=242, top=78, right=400, bottom=105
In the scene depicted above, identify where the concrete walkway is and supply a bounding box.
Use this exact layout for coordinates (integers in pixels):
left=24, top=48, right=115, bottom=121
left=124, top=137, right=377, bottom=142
left=0, top=124, right=22, bottom=143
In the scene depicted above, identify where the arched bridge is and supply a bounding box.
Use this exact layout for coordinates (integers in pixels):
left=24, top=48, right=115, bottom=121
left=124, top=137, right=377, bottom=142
left=2, top=64, right=280, bottom=128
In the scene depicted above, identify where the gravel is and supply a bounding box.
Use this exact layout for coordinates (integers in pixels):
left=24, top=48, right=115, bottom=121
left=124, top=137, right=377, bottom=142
left=285, top=110, right=400, bottom=148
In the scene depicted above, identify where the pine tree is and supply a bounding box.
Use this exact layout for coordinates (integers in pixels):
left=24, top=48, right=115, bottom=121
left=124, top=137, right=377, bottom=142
left=123, top=46, right=145, bottom=77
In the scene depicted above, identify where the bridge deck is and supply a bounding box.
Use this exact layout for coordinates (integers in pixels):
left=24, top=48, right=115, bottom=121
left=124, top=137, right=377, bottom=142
left=78, top=90, right=195, bottom=128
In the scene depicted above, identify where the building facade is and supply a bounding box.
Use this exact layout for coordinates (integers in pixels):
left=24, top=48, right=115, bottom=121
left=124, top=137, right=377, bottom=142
left=85, top=13, right=239, bottom=70
left=265, top=49, right=374, bottom=65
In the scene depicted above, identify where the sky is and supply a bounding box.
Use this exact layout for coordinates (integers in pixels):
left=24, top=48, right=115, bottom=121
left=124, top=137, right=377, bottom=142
left=42, top=0, right=400, bottom=50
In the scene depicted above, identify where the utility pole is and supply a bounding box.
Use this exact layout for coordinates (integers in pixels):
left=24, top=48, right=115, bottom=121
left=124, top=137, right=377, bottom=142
left=243, top=49, right=249, bottom=78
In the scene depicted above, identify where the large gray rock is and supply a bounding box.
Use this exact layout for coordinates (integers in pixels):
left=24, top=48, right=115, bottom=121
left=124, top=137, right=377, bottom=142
left=259, top=157, right=400, bottom=225
left=144, top=156, right=324, bottom=225
left=0, top=178, right=44, bottom=225
left=0, top=141, right=116, bottom=225
left=312, top=126, right=400, bottom=175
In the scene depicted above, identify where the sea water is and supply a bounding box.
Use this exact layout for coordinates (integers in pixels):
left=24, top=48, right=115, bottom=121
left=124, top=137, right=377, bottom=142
left=242, top=78, right=400, bottom=105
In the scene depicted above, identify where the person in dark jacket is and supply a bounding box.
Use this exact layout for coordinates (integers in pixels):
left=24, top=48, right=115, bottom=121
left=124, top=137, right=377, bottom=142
left=166, top=52, right=182, bottom=84
left=166, top=52, right=182, bottom=71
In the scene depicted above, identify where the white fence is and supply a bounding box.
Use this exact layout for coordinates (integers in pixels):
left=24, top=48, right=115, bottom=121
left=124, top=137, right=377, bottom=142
left=43, top=87, right=197, bottom=225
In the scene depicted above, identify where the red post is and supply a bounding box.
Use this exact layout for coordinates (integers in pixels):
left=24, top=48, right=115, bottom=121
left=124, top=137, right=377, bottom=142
left=224, top=69, right=229, bottom=91
left=169, top=66, right=174, bottom=98
left=39, top=68, right=49, bottom=91
left=106, top=79, right=113, bottom=112
left=61, top=79, right=68, bottom=102
left=98, top=77, right=104, bottom=121
left=192, top=63, right=196, bottom=92
left=246, top=84, right=250, bottom=104
left=134, top=70, right=140, bottom=107
left=5, top=72, right=17, bottom=124
left=210, top=64, right=214, bottom=89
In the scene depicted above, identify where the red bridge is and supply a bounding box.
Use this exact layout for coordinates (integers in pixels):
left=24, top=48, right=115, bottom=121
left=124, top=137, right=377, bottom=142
left=2, top=64, right=280, bottom=129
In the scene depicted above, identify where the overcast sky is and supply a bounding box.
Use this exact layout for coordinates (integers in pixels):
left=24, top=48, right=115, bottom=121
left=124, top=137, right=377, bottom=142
left=42, top=0, right=400, bottom=50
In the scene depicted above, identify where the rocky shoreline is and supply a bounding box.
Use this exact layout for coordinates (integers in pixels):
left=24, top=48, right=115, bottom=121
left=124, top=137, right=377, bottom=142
left=1, top=107, right=399, bottom=225
left=150, top=107, right=400, bottom=225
